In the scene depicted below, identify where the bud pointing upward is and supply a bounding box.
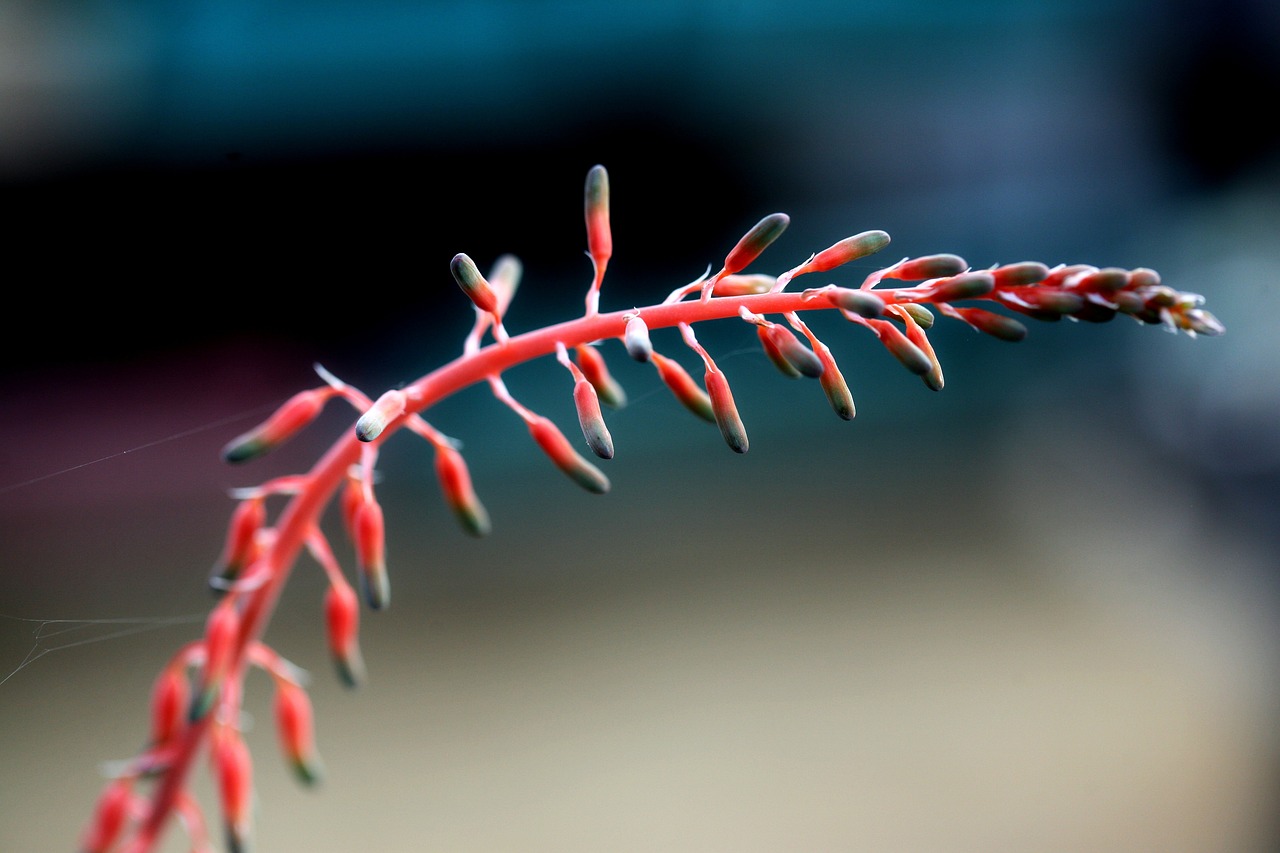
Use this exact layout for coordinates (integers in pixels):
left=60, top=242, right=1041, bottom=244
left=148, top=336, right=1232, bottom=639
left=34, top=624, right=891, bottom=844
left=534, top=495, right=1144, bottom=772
left=702, top=213, right=789, bottom=300
left=584, top=165, right=611, bottom=289
left=450, top=253, right=500, bottom=315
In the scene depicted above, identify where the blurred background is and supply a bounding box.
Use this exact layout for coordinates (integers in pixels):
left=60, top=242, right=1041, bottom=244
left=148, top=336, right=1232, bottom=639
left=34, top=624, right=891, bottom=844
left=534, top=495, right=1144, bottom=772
left=3, top=1, right=1279, bottom=850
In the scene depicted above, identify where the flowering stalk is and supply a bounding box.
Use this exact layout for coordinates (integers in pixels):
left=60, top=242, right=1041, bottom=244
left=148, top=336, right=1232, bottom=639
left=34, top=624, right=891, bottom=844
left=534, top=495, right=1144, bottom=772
left=80, top=163, right=1222, bottom=852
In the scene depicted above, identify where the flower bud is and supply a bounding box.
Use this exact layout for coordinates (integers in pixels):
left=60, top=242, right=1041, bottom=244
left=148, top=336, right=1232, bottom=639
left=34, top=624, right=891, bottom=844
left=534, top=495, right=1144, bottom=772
left=924, top=271, right=995, bottom=303
left=723, top=213, right=789, bottom=275
left=950, top=307, right=1028, bottom=342
left=352, top=498, right=389, bottom=610
left=624, top=314, right=653, bottom=362
left=450, top=252, right=500, bottom=315
left=1070, top=267, right=1128, bottom=293
left=711, top=274, right=776, bottom=296
left=210, top=497, right=267, bottom=592
left=762, top=324, right=823, bottom=378
left=1182, top=307, right=1225, bottom=337
left=826, top=288, right=886, bottom=318
left=884, top=253, right=968, bottom=281
left=574, top=344, right=626, bottom=408
left=815, top=347, right=856, bottom=420
left=222, top=388, right=329, bottom=463
left=274, top=679, right=323, bottom=786
left=803, top=230, right=891, bottom=274
left=324, top=580, right=365, bottom=688
left=149, top=663, right=190, bottom=746
left=991, top=261, right=1050, bottom=288
left=584, top=164, right=612, bottom=270
left=900, top=315, right=944, bottom=391
left=900, top=303, right=935, bottom=329
left=433, top=444, right=491, bottom=537
left=1126, top=267, right=1161, bottom=289
left=869, top=320, right=933, bottom=377
left=192, top=599, right=240, bottom=722
left=573, top=378, right=614, bottom=459
left=79, top=777, right=133, bottom=853
left=214, top=728, right=253, bottom=853
left=704, top=368, right=749, bottom=453
left=651, top=352, right=715, bottom=423
left=355, top=389, right=406, bottom=442
left=528, top=415, right=610, bottom=494
left=757, top=325, right=801, bottom=378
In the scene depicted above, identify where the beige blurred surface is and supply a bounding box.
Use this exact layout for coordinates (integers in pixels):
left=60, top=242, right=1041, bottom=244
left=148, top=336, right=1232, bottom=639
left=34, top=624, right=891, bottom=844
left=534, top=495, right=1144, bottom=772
left=2, top=350, right=1278, bottom=853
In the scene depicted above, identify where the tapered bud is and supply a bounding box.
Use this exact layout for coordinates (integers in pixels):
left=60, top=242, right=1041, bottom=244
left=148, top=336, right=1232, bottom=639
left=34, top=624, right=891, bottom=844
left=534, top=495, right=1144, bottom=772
left=1009, top=289, right=1086, bottom=315
left=433, top=444, right=491, bottom=537
left=704, top=369, right=749, bottom=454
left=352, top=499, right=389, bottom=610
left=762, top=325, right=823, bottom=378
left=1040, top=263, right=1094, bottom=288
left=79, top=777, right=133, bottom=853
left=574, top=344, right=626, bottom=408
left=192, top=600, right=240, bottom=722
left=884, top=254, right=968, bottom=281
left=214, top=729, right=253, bottom=853
left=623, top=315, right=653, bottom=362
left=450, top=253, right=500, bottom=315
left=900, top=316, right=944, bottom=391
left=925, top=271, right=995, bottom=302
left=869, top=320, right=933, bottom=376
left=487, top=254, right=523, bottom=316
left=651, top=352, right=715, bottom=423
left=950, top=307, right=1028, bottom=342
left=757, top=325, right=801, bottom=378
left=324, top=580, right=364, bottom=688
left=528, top=416, right=610, bottom=494
left=900, top=303, right=935, bottom=329
left=991, top=261, right=1051, bottom=287
left=149, top=663, right=190, bottom=746
left=803, top=230, right=891, bottom=274
left=1127, top=267, right=1161, bottom=289
left=584, top=164, right=611, bottom=268
left=827, top=287, right=886, bottom=318
left=723, top=213, right=789, bottom=275
left=211, top=497, right=267, bottom=592
left=815, top=347, right=856, bottom=420
left=355, top=389, right=406, bottom=442
left=222, top=388, right=329, bottom=463
left=1070, top=267, right=1128, bottom=293
left=573, top=378, right=614, bottom=459
left=274, top=679, right=323, bottom=786
left=711, top=274, right=776, bottom=296
left=1183, top=307, right=1225, bottom=336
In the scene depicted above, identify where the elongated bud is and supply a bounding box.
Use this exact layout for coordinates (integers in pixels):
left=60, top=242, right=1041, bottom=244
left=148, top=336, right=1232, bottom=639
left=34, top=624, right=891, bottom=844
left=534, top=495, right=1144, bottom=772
left=1069, top=267, right=1128, bottom=293
left=991, top=261, right=1050, bottom=287
left=900, top=315, right=944, bottom=391
left=274, top=679, right=323, bottom=786
left=192, top=600, right=240, bottom=722
left=214, top=728, right=253, bottom=853
left=222, top=388, right=329, bottom=463
left=487, top=253, right=523, bottom=316
left=211, top=497, right=267, bottom=592
left=355, top=389, right=406, bottom=442
left=528, top=415, right=610, bottom=494
left=149, top=663, right=190, bottom=746
left=817, top=349, right=856, bottom=420
left=704, top=369, right=749, bottom=453
left=924, top=271, right=995, bottom=303
left=884, top=253, right=968, bottom=281
left=584, top=165, right=611, bottom=269
left=899, top=303, right=935, bottom=329
left=573, top=378, right=614, bottom=459
left=324, top=580, right=365, bottom=688
left=757, top=325, right=801, bottom=378
left=450, top=252, right=500, bottom=315
left=651, top=352, right=715, bottom=423
left=950, top=306, right=1028, bottom=342
left=724, top=213, right=789, bottom=275
left=433, top=444, right=491, bottom=537
left=624, top=314, right=653, bottom=362
left=711, top=273, right=776, bottom=296
left=574, top=344, right=626, bottom=408
left=1003, top=288, right=1086, bottom=317
left=803, top=230, right=891, bottom=274
left=353, top=499, right=389, bottom=610
left=80, top=777, right=133, bottom=853
left=765, top=324, right=823, bottom=378
left=869, top=319, right=933, bottom=376
left=827, top=287, right=886, bottom=318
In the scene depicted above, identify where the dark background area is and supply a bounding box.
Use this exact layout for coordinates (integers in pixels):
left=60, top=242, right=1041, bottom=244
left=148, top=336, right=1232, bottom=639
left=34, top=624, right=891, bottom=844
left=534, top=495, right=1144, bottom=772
left=3, top=2, right=1279, bottom=851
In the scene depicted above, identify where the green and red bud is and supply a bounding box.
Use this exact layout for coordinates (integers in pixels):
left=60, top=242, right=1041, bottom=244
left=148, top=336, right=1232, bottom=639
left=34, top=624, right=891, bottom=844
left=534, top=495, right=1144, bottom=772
left=433, top=443, right=491, bottom=537
left=723, top=213, right=790, bottom=276
left=148, top=662, right=191, bottom=746
left=352, top=498, right=389, bottom=610
left=355, top=389, right=406, bottom=442
left=991, top=261, right=1050, bottom=288
left=191, top=599, right=240, bottom=722
left=868, top=319, right=934, bottom=377
left=79, top=777, right=134, bottom=853
left=273, top=678, right=323, bottom=786
left=324, top=580, right=365, bottom=688
left=923, top=271, right=995, bottom=303
left=826, top=287, right=886, bottom=318
left=799, top=230, right=891, bottom=276
left=899, top=313, right=944, bottom=391
left=221, top=387, right=331, bottom=463
left=883, top=253, right=968, bottom=281
left=573, top=378, right=614, bottom=459
left=528, top=415, right=610, bottom=494
left=210, top=496, right=267, bottom=592
left=651, top=352, right=715, bottom=423
left=487, top=253, right=523, bottom=316
left=584, top=164, right=612, bottom=272
left=949, top=306, right=1028, bottom=342
left=760, top=324, right=823, bottom=378
left=704, top=368, right=749, bottom=454
left=574, top=343, right=626, bottom=408
left=711, top=273, right=776, bottom=296
left=213, top=727, right=253, bottom=853
left=757, top=325, right=801, bottom=378
left=623, top=314, right=653, bottom=362
left=450, top=252, right=500, bottom=315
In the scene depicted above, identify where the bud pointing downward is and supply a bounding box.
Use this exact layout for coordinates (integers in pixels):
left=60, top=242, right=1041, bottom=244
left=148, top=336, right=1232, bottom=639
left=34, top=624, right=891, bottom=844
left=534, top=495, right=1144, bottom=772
left=191, top=599, right=240, bottom=722
left=651, top=352, right=715, bottom=423
left=528, top=415, right=610, bottom=494
left=624, top=314, right=653, bottom=362
left=210, top=497, right=267, bottom=592
left=214, top=728, right=253, bottom=853
left=704, top=368, right=749, bottom=453
left=79, top=777, right=134, bottom=853
left=450, top=253, right=500, bottom=315
left=324, top=580, right=365, bottom=688
left=352, top=498, right=389, bottom=610
left=575, top=344, right=626, bottom=408
left=355, top=389, right=407, bottom=442
left=868, top=319, right=934, bottom=377
left=433, top=444, right=491, bottom=537
left=573, top=378, right=614, bottom=459
left=274, top=678, right=323, bottom=786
